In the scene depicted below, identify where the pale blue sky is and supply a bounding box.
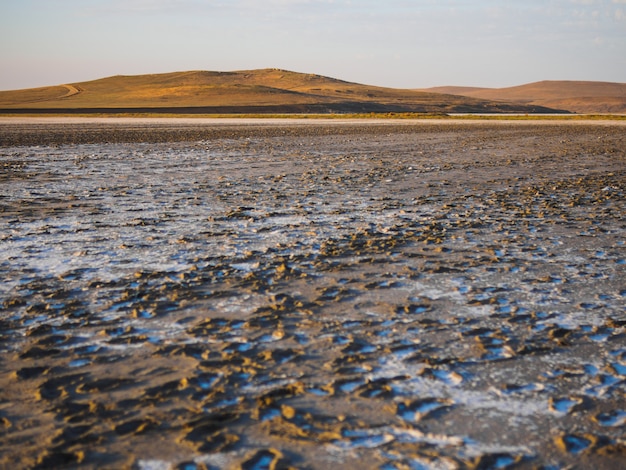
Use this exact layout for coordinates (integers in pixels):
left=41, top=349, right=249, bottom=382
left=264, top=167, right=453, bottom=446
left=1, top=0, right=625, bottom=91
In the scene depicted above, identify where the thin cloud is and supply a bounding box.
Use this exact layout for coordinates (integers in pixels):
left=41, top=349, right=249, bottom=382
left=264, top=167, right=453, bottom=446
left=82, top=0, right=223, bottom=14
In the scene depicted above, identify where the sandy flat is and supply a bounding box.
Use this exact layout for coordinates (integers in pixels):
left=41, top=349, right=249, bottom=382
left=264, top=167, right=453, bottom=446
left=1, top=115, right=626, bottom=126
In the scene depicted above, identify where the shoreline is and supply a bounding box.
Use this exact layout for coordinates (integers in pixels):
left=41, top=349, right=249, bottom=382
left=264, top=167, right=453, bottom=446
left=2, top=116, right=625, bottom=148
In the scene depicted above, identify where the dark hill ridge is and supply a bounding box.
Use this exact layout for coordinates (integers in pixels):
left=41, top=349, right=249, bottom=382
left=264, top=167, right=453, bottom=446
left=419, top=80, right=626, bottom=114
left=0, top=69, right=565, bottom=114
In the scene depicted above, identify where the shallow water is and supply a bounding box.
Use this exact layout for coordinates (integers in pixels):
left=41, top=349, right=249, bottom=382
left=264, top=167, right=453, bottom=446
left=0, top=122, right=625, bottom=469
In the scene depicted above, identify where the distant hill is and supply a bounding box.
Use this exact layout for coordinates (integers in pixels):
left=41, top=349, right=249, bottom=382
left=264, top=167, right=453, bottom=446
left=420, top=81, right=626, bottom=114
left=0, top=69, right=565, bottom=114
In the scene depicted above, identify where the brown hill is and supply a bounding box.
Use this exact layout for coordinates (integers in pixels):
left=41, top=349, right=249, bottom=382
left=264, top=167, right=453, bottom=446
left=421, top=81, right=626, bottom=114
left=0, top=69, right=565, bottom=114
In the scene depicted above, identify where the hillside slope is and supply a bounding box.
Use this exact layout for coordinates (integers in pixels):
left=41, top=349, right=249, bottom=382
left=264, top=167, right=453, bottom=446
left=421, top=81, right=626, bottom=114
left=0, top=69, right=564, bottom=114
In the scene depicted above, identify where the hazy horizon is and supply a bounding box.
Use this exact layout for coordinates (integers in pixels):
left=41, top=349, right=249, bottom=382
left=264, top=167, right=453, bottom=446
left=1, top=0, right=625, bottom=92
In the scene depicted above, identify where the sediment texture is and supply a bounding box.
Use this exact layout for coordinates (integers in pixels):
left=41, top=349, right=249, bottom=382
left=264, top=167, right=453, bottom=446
left=0, top=120, right=625, bottom=469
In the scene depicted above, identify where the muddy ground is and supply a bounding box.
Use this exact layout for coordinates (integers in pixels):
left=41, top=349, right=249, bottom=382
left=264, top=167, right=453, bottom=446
left=0, top=119, right=625, bottom=469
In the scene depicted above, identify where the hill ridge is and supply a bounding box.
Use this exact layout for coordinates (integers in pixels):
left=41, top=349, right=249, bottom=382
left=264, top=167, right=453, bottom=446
left=0, top=69, right=572, bottom=114
left=419, top=80, right=626, bottom=113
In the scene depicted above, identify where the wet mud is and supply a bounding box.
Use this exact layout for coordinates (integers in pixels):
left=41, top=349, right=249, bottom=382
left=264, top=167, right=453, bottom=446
left=1, top=120, right=625, bottom=469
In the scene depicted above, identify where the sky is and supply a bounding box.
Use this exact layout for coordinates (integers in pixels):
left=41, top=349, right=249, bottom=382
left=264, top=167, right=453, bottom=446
left=1, top=0, right=625, bottom=91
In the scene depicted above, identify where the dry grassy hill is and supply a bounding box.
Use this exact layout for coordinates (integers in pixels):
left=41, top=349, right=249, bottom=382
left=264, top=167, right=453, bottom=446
left=0, top=69, right=564, bottom=114
left=421, top=81, right=626, bottom=114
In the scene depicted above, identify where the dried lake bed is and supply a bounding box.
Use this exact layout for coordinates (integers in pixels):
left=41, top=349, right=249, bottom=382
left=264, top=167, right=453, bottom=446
left=0, top=118, right=625, bottom=469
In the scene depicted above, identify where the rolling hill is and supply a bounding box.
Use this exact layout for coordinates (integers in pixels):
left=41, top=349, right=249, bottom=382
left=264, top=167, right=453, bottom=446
left=420, top=81, right=626, bottom=114
left=0, top=69, right=565, bottom=114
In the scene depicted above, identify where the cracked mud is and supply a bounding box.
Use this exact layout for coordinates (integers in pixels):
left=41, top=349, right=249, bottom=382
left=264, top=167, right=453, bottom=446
left=0, top=119, right=625, bottom=469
